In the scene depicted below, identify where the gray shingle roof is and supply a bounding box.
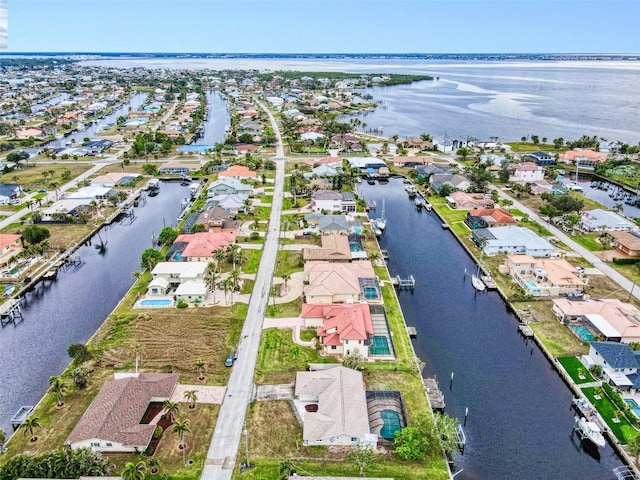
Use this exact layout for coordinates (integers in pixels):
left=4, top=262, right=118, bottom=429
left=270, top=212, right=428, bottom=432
left=592, top=341, right=638, bottom=369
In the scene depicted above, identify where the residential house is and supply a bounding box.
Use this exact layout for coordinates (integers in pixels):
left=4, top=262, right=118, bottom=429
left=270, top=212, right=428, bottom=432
left=525, top=151, right=556, bottom=166
left=391, top=156, right=433, bottom=167
left=304, top=260, right=380, bottom=304
left=169, top=232, right=237, bottom=262
left=401, top=138, right=433, bottom=151
left=311, top=190, right=342, bottom=213
left=0, top=183, right=23, bottom=204
left=148, top=261, right=208, bottom=302
left=415, top=164, right=449, bottom=180
left=608, top=231, right=640, bottom=257
left=585, top=342, right=640, bottom=391
left=560, top=149, right=608, bottom=168
left=66, top=373, right=179, bottom=453
left=218, top=165, right=257, bottom=180
left=194, top=206, right=241, bottom=234
left=206, top=194, right=249, bottom=214
left=158, top=161, right=200, bottom=175
left=0, top=234, right=22, bottom=267
left=294, top=366, right=376, bottom=447
left=580, top=209, right=637, bottom=233
left=429, top=173, right=471, bottom=194
left=446, top=191, right=494, bottom=210
left=40, top=199, right=91, bottom=222
left=472, top=226, right=555, bottom=257
left=480, top=153, right=508, bottom=167
left=303, top=234, right=352, bottom=262
left=82, top=139, right=114, bottom=154
left=341, top=191, right=357, bottom=212
left=553, top=298, right=640, bottom=344
left=65, top=186, right=116, bottom=200
left=15, top=127, right=43, bottom=139
left=91, top=173, right=141, bottom=188
left=465, top=208, right=517, bottom=229
left=303, top=303, right=373, bottom=359
left=304, top=214, right=364, bottom=235
left=505, top=255, right=586, bottom=297
left=509, top=162, right=545, bottom=183
left=207, top=178, right=253, bottom=197
left=303, top=165, right=341, bottom=180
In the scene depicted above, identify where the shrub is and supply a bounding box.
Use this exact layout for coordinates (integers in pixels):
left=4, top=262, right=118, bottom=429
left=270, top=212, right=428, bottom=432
left=153, top=426, right=163, bottom=439
left=613, top=257, right=640, bottom=265
left=67, top=343, right=92, bottom=363
left=176, top=300, right=188, bottom=309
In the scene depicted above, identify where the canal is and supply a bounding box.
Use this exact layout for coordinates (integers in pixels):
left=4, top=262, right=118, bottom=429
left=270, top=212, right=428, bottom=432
left=359, top=178, right=623, bottom=480
left=191, top=91, right=230, bottom=146
left=0, top=182, right=187, bottom=436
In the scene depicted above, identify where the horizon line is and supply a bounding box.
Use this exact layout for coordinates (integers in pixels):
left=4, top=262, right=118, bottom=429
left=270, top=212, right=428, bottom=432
left=1, top=51, right=640, bottom=56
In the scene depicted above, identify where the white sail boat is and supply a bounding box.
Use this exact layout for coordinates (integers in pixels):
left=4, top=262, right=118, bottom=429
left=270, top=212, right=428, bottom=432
left=465, top=267, right=486, bottom=291
left=372, top=198, right=387, bottom=231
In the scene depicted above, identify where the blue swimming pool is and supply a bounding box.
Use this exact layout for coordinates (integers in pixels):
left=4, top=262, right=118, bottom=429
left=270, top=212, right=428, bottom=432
left=349, top=243, right=362, bottom=252
left=140, top=299, right=171, bottom=307
left=571, top=325, right=596, bottom=342
left=625, top=399, right=640, bottom=419
left=172, top=251, right=184, bottom=261
left=526, top=280, right=538, bottom=288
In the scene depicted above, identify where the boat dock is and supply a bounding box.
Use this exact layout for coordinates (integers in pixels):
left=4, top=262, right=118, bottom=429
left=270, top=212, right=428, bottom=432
left=407, top=326, right=417, bottom=338
left=480, top=275, right=497, bottom=290
left=381, top=249, right=389, bottom=261
left=518, top=324, right=534, bottom=338
left=0, top=298, right=23, bottom=327
left=391, top=275, right=415, bottom=290
left=10, top=405, right=33, bottom=431
left=423, top=377, right=446, bottom=412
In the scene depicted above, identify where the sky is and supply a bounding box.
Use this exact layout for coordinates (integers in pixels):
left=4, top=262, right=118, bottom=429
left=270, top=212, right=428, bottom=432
left=5, top=0, right=640, bottom=54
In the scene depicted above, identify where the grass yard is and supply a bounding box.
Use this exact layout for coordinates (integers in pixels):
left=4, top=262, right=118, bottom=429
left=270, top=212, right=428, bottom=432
left=254, top=328, right=337, bottom=384
left=582, top=386, right=635, bottom=444
left=241, top=279, right=256, bottom=295
left=568, top=232, right=608, bottom=252
left=243, top=249, right=263, bottom=275
left=0, top=164, right=91, bottom=191
left=274, top=250, right=303, bottom=277
left=299, top=328, right=316, bottom=342
left=266, top=297, right=303, bottom=318
left=557, top=356, right=595, bottom=384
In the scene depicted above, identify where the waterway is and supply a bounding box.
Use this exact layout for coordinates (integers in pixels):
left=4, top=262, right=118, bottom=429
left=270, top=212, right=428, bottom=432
left=359, top=178, right=623, bottom=480
left=0, top=181, right=187, bottom=436
left=191, top=91, right=229, bottom=146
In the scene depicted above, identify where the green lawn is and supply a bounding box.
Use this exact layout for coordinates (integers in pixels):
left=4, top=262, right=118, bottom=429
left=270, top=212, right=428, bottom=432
left=582, top=386, right=635, bottom=444
left=568, top=232, right=608, bottom=252
left=558, top=356, right=595, bottom=384
left=274, top=250, right=303, bottom=277
left=243, top=250, right=263, bottom=274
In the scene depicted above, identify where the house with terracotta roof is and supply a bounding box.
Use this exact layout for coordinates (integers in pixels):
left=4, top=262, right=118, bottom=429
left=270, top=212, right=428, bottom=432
left=446, top=191, right=494, bottom=210
left=15, top=128, right=43, bottom=139
left=608, top=231, right=640, bottom=257
left=560, top=149, right=608, bottom=168
left=294, top=366, right=376, bottom=447
left=505, top=255, right=586, bottom=297
left=304, top=261, right=380, bottom=304
left=553, top=298, right=640, bottom=344
left=303, top=234, right=352, bottom=262
left=0, top=233, right=22, bottom=267
left=302, top=303, right=374, bottom=359
left=218, top=165, right=257, bottom=179
left=465, top=209, right=517, bottom=229
left=67, top=373, right=179, bottom=453
left=170, top=232, right=236, bottom=262
left=508, top=162, right=545, bottom=183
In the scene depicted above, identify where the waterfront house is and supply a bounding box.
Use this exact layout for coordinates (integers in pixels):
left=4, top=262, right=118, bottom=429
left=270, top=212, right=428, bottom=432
left=608, top=231, right=640, bottom=257
left=0, top=183, right=23, bottom=204
left=218, top=165, right=257, bottom=180
left=446, top=191, right=494, bottom=210
left=579, top=209, right=637, bottom=233
left=158, top=161, right=200, bottom=175
left=65, top=186, right=116, bottom=201
left=294, top=366, right=376, bottom=448
left=341, top=191, right=357, bottom=212
left=346, top=157, right=387, bottom=171
left=303, top=164, right=341, bottom=180
left=560, top=149, right=608, bottom=168
left=207, top=178, right=253, bottom=197
left=509, top=162, right=545, bottom=183
left=465, top=208, right=517, bottom=229
left=40, top=199, right=91, bottom=222
left=304, top=214, right=364, bottom=235
left=15, top=127, right=43, bottom=139
left=303, top=234, right=352, bottom=262
left=391, top=156, right=433, bottom=167
left=311, top=190, right=342, bottom=213
left=303, top=303, right=373, bottom=359
left=82, top=139, right=114, bottom=154
left=585, top=342, right=640, bottom=391
left=206, top=194, right=249, bottom=214
left=304, top=260, right=380, bottom=304
left=148, top=261, right=208, bottom=301
left=525, top=151, right=556, bottom=166
left=67, top=373, right=179, bottom=453
left=429, top=173, right=471, bottom=194
left=0, top=234, right=22, bottom=267
left=194, top=206, right=241, bottom=234
left=553, top=298, right=640, bottom=343
left=401, top=138, right=434, bottom=151
left=415, top=164, right=449, bottom=179
left=505, top=255, right=586, bottom=297
left=168, top=232, right=237, bottom=262
left=472, top=226, right=555, bottom=257
left=91, top=172, right=141, bottom=188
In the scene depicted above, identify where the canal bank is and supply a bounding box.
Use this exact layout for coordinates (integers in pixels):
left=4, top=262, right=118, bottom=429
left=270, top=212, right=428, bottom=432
left=0, top=181, right=187, bottom=436
left=361, top=178, right=624, bottom=480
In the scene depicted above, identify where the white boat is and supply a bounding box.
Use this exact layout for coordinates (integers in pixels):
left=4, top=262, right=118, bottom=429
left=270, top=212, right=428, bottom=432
left=406, top=185, right=417, bottom=197
left=574, top=415, right=606, bottom=448
left=373, top=199, right=387, bottom=231
left=76, top=123, right=85, bottom=131
left=471, top=274, right=486, bottom=291
left=372, top=226, right=383, bottom=237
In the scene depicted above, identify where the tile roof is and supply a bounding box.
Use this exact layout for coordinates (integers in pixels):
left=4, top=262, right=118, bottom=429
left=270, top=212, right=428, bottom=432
left=305, top=304, right=373, bottom=342
left=174, top=232, right=237, bottom=258
left=591, top=342, right=639, bottom=369
left=67, top=373, right=179, bottom=448
left=303, top=234, right=351, bottom=262
left=219, top=165, right=257, bottom=178
left=609, top=231, right=640, bottom=251
left=304, top=261, right=375, bottom=298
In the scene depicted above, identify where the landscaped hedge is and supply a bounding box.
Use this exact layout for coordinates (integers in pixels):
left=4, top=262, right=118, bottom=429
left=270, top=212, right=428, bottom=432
left=602, top=382, right=639, bottom=427
left=613, top=257, right=640, bottom=265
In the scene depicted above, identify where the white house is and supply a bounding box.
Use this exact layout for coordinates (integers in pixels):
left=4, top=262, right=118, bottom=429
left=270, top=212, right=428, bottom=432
left=472, top=226, right=555, bottom=257
left=585, top=342, right=640, bottom=391
left=148, top=262, right=209, bottom=301
left=207, top=178, right=253, bottom=197
left=509, top=162, right=545, bottom=183
left=580, top=209, right=637, bottom=233
left=311, top=190, right=342, bottom=213
left=65, top=186, right=116, bottom=200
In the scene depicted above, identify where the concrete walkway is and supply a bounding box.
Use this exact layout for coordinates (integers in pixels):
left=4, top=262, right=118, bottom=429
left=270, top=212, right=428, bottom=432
left=201, top=100, right=286, bottom=480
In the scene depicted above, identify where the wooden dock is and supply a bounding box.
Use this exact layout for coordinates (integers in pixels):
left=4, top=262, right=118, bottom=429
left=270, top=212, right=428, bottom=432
left=407, top=326, right=417, bottom=338
left=518, top=324, right=534, bottom=338
left=10, top=405, right=33, bottom=431
left=480, top=275, right=497, bottom=290
left=423, top=377, right=445, bottom=412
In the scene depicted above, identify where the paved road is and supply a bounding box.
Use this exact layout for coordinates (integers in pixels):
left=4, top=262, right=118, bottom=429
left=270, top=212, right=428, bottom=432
left=201, top=101, right=286, bottom=480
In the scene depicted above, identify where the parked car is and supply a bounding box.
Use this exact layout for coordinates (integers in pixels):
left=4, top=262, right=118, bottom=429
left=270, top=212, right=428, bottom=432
left=225, top=353, right=237, bottom=367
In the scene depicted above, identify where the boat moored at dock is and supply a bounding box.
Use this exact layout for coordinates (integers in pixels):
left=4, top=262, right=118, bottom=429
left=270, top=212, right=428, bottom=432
left=574, top=415, right=606, bottom=448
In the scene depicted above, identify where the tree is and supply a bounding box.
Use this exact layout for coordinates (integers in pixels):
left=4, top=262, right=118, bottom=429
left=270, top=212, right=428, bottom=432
left=456, top=147, right=472, bottom=160
left=343, top=350, right=363, bottom=370
left=433, top=412, right=460, bottom=458
left=142, top=164, right=158, bottom=175
left=49, top=375, right=67, bottom=406
left=121, top=461, right=146, bottom=480
left=140, top=248, right=163, bottom=270
left=193, top=359, right=207, bottom=380
left=347, top=442, right=377, bottom=476
left=466, top=164, right=493, bottom=192
left=437, top=183, right=454, bottom=198
left=21, top=416, right=40, bottom=442
left=162, top=400, right=179, bottom=423
left=147, top=458, right=162, bottom=475
left=184, top=389, right=198, bottom=409
left=589, top=364, right=603, bottom=378
left=394, top=426, right=429, bottom=460
left=0, top=448, right=114, bottom=479
left=0, top=428, right=5, bottom=453
left=71, top=367, right=89, bottom=389
left=22, top=225, right=50, bottom=245
left=67, top=343, right=92, bottom=363
left=278, top=459, right=297, bottom=480
left=629, top=433, right=640, bottom=462
left=157, top=227, right=178, bottom=246
left=172, top=419, right=191, bottom=466
left=281, top=273, right=291, bottom=292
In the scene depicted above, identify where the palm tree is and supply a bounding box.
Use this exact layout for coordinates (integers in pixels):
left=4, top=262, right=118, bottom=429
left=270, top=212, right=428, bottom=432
left=21, top=416, right=40, bottom=442
left=628, top=433, right=640, bottom=462
left=121, top=461, right=146, bottom=480
left=0, top=428, right=6, bottom=453
left=147, top=458, right=162, bottom=475
left=281, top=273, right=291, bottom=292
left=221, top=277, right=233, bottom=304
left=162, top=400, right=179, bottom=423
left=130, top=342, right=145, bottom=374
left=213, top=248, right=225, bottom=272
left=205, top=270, right=218, bottom=303
left=172, top=419, right=191, bottom=466
left=193, top=359, right=207, bottom=380
left=49, top=375, right=67, bottom=406
left=229, top=269, right=241, bottom=291
left=278, top=458, right=296, bottom=480
left=71, top=367, right=89, bottom=389
left=183, top=389, right=198, bottom=409
left=368, top=252, right=381, bottom=264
